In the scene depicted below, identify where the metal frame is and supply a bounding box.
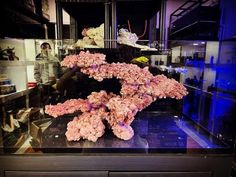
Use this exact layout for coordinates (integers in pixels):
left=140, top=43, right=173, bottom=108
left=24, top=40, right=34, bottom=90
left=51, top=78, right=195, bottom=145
left=56, top=0, right=63, bottom=40
left=0, top=154, right=232, bottom=177
left=56, top=0, right=112, bottom=47
left=104, top=1, right=110, bottom=48
left=169, top=0, right=215, bottom=37
left=159, top=0, right=167, bottom=51
left=111, top=0, right=117, bottom=48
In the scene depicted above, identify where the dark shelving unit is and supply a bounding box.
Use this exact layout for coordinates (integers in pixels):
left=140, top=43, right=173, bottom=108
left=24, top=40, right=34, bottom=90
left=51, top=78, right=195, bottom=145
left=56, top=0, right=160, bottom=47
left=0, top=0, right=50, bottom=38
left=169, top=0, right=219, bottom=40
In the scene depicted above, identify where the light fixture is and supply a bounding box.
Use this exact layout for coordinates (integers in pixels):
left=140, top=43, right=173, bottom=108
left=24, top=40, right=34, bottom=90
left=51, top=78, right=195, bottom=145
left=193, top=43, right=199, bottom=46
left=201, top=42, right=205, bottom=44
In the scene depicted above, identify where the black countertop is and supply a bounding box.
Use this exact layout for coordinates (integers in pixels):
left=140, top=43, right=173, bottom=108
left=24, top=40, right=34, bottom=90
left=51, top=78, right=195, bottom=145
left=1, top=112, right=232, bottom=154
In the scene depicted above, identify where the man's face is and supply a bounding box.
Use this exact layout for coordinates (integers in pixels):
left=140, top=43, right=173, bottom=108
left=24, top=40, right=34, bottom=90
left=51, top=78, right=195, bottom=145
left=41, top=44, right=51, bottom=56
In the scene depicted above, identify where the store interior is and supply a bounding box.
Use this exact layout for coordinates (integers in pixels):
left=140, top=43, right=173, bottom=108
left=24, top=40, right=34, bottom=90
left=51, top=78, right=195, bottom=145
left=0, top=0, right=236, bottom=176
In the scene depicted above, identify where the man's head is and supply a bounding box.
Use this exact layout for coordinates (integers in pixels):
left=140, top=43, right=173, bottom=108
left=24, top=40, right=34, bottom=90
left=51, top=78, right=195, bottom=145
left=40, top=42, right=51, bottom=56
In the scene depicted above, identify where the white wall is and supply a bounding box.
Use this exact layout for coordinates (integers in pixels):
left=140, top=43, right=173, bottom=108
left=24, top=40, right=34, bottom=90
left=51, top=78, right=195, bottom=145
left=27, top=66, right=35, bottom=82
left=0, top=38, right=60, bottom=87
left=205, top=41, right=219, bottom=64
left=150, top=55, right=168, bottom=66
left=0, top=66, right=27, bottom=91
left=184, top=67, right=203, bottom=80
left=203, top=68, right=216, bottom=91
left=24, top=39, right=36, bottom=61
left=171, top=46, right=181, bottom=63
left=0, top=39, right=25, bottom=60
left=24, top=39, right=36, bottom=82
left=24, top=39, right=58, bottom=83
left=0, top=39, right=32, bottom=90
left=181, top=44, right=205, bottom=58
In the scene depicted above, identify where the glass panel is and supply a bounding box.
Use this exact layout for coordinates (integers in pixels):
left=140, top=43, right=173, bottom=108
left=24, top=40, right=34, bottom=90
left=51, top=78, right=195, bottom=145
left=1, top=112, right=231, bottom=154
left=0, top=37, right=235, bottom=155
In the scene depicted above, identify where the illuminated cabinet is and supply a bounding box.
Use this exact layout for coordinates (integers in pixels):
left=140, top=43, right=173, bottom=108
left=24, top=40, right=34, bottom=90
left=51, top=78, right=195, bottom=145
left=175, top=40, right=236, bottom=146
left=168, top=0, right=236, bottom=147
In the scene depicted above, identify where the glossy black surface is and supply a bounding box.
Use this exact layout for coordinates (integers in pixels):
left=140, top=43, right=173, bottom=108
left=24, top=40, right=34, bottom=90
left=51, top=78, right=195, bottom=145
left=37, top=112, right=230, bottom=154
left=1, top=112, right=231, bottom=154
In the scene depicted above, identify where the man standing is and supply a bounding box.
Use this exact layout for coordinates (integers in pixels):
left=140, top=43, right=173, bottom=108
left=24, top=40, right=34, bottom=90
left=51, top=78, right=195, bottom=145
left=34, top=42, right=60, bottom=104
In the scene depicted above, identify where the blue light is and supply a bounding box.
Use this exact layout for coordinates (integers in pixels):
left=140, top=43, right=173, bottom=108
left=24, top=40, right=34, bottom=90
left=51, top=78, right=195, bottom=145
left=183, top=40, right=236, bottom=142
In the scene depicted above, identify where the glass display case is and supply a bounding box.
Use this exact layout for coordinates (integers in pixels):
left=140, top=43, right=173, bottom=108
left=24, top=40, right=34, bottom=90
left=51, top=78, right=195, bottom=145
left=177, top=40, right=236, bottom=147
left=0, top=0, right=235, bottom=177
left=0, top=38, right=234, bottom=177
left=28, top=111, right=231, bottom=154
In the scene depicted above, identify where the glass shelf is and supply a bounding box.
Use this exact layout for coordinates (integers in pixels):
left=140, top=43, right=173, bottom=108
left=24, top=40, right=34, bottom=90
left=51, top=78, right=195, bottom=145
left=1, top=112, right=231, bottom=155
